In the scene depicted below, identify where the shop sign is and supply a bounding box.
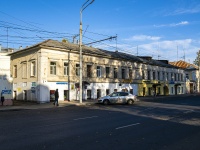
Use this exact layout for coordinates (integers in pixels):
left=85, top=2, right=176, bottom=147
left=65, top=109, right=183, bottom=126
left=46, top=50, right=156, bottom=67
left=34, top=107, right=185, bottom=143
left=1, top=90, right=12, bottom=94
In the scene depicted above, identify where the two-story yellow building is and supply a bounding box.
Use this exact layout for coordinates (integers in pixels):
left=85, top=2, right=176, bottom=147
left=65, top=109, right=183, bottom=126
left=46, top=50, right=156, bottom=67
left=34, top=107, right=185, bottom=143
left=9, top=39, right=185, bottom=103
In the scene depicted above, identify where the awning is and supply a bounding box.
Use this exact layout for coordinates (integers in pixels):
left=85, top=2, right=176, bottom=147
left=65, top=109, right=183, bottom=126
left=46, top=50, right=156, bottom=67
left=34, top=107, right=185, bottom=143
left=175, top=83, right=181, bottom=86
left=83, top=81, right=90, bottom=85
left=152, top=83, right=161, bottom=87
left=75, top=81, right=90, bottom=88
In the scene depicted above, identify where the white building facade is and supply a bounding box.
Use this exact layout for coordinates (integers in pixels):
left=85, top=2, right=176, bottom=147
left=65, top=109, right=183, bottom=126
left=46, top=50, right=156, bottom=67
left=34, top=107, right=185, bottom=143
left=0, top=46, right=13, bottom=105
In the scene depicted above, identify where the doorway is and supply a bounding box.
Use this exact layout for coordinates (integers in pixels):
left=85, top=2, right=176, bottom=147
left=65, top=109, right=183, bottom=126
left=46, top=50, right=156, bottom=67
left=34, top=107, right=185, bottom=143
left=64, top=90, right=69, bottom=101
left=23, top=90, right=27, bottom=100
left=97, top=89, right=101, bottom=99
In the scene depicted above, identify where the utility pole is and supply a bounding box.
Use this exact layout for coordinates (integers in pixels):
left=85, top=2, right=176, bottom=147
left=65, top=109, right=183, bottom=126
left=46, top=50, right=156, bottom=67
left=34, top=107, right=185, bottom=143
left=6, top=27, right=8, bottom=49
left=79, top=0, right=94, bottom=103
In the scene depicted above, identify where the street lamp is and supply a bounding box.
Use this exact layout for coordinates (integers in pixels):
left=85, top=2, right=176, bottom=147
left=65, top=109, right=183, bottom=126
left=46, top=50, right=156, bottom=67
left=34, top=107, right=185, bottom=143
left=79, top=0, right=94, bottom=103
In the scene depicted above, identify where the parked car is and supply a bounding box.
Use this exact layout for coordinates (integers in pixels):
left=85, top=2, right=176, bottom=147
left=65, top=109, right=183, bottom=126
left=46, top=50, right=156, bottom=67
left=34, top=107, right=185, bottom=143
left=98, top=92, right=138, bottom=105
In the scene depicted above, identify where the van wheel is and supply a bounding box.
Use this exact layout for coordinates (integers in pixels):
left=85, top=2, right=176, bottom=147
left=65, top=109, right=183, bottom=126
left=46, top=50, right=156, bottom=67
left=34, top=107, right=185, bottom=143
left=103, top=100, right=109, bottom=105
left=127, top=99, right=134, bottom=105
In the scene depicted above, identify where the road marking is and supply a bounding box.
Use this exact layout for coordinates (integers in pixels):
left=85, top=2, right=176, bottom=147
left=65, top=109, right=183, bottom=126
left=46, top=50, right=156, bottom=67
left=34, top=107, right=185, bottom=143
left=73, top=116, right=98, bottom=121
left=116, top=123, right=140, bottom=130
left=184, top=110, right=194, bottom=114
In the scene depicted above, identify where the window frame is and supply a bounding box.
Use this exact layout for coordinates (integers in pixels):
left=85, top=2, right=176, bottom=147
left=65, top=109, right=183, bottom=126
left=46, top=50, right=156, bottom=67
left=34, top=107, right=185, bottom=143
left=114, top=68, right=118, bottom=78
left=50, top=61, right=57, bottom=75
left=13, top=65, right=17, bottom=78
left=64, top=62, right=69, bottom=76
left=31, top=61, right=36, bottom=77
left=106, top=67, right=110, bottom=78
left=87, top=65, right=92, bottom=77
left=76, top=63, right=80, bottom=76
left=96, top=66, right=101, bottom=77
left=22, top=62, right=27, bottom=78
left=121, top=68, right=125, bottom=79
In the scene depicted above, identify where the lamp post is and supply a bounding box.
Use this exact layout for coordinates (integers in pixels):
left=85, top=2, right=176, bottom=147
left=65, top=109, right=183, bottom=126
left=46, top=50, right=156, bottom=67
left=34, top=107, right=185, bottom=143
left=79, top=0, right=94, bottom=103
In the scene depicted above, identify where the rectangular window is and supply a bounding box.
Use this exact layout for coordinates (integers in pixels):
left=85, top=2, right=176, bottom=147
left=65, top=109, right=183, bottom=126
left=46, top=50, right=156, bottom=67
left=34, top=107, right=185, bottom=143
left=50, top=62, right=56, bottom=75
left=181, top=74, right=183, bottom=81
left=166, top=73, right=169, bottom=81
left=153, top=71, right=156, bottom=80
left=22, top=82, right=27, bottom=87
left=162, top=72, right=165, bottom=81
left=114, top=68, right=118, bottom=78
left=64, top=62, right=69, bottom=76
left=31, top=61, right=36, bottom=77
left=13, top=65, right=17, bottom=78
left=128, top=68, right=132, bottom=79
left=157, top=72, right=160, bottom=80
left=142, top=70, right=145, bottom=79
left=174, top=73, right=177, bottom=81
left=147, top=70, right=151, bottom=80
left=87, top=65, right=92, bottom=77
left=171, top=73, right=174, bottom=81
left=22, top=62, right=27, bottom=78
left=106, top=67, right=110, bottom=78
left=76, top=64, right=80, bottom=76
left=122, top=68, right=125, bottom=79
left=97, top=66, right=101, bottom=77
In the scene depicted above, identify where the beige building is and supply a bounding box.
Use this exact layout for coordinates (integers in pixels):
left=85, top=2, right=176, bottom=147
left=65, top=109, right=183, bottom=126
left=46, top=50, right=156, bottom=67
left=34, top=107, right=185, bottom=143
left=170, top=60, right=200, bottom=94
left=9, top=39, right=186, bottom=103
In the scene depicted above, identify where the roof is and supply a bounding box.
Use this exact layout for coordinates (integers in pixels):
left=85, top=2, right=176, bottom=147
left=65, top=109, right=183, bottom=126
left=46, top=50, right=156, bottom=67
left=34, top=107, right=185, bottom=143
left=9, top=39, right=178, bottom=69
left=169, top=60, right=199, bottom=70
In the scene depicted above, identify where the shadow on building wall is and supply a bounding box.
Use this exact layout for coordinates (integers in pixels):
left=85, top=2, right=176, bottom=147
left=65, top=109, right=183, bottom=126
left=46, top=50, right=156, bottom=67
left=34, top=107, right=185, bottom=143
left=0, top=74, right=13, bottom=106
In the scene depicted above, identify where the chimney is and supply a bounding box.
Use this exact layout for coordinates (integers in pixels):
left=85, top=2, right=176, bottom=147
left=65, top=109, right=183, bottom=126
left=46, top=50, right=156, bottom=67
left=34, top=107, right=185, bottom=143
left=19, top=46, right=22, bottom=50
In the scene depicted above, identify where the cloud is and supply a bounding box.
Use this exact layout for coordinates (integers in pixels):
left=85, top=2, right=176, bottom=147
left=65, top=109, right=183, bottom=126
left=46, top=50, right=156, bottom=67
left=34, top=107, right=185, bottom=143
left=137, top=39, right=196, bottom=61
left=95, top=38, right=198, bottom=62
left=166, top=4, right=200, bottom=16
left=170, top=21, right=189, bottom=27
left=124, top=35, right=161, bottom=41
left=154, top=21, right=189, bottom=28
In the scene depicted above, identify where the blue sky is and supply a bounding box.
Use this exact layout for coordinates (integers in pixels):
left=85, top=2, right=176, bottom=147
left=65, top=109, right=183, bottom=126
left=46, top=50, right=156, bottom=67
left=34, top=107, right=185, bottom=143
left=0, top=0, right=200, bottom=63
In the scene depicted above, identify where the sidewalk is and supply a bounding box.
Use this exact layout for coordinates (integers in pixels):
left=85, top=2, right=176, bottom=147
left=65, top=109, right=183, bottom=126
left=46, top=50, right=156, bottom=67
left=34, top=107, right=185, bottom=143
left=0, top=99, right=97, bottom=112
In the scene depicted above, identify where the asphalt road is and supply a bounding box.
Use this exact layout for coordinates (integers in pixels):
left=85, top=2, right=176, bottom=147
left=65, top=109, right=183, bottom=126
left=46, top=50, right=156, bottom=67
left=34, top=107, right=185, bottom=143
left=0, top=95, right=200, bottom=150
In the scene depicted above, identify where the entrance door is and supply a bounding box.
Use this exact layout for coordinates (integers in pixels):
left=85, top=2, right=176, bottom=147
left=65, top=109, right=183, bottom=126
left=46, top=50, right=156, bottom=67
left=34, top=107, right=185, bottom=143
left=97, top=89, right=101, bottom=99
left=190, top=83, right=193, bottom=93
left=148, top=87, right=151, bottom=96
left=143, top=87, right=146, bottom=96
left=163, top=86, right=169, bottom=95
left=13, top=91, right=17, bottom=100
left=23, top=90, right=27, bottom=100
left=64, top=90, right=69, bottom=101
left=87, top=90, right=91, bottom=99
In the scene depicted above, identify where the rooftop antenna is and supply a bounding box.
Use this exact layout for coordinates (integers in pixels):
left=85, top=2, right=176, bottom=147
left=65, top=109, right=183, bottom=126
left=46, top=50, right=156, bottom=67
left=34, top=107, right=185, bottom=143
left=137, top=45, right=138, bottom=56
